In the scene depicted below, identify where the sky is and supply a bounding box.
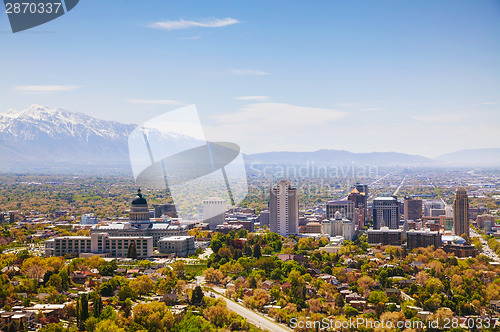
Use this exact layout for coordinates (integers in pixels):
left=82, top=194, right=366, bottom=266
left=0, top=0, right=499, bottom=158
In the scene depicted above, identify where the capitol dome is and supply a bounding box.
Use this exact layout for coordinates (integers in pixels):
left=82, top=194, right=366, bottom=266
left=131, top=189, right=148, bottom=206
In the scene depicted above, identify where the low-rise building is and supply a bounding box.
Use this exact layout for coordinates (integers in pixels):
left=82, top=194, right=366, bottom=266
left=367, top=227, right=402, bottom=246
left=407, top=229, right=442, bottom=251
left=158, top=236, right=195, bottom=257
left=45, top=233, right=153, bottom=258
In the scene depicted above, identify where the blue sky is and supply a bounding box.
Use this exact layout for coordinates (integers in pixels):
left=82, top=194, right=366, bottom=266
left=0, top=0, right=499, bottom=157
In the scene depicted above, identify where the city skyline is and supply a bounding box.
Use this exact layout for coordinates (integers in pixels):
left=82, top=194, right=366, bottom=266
left=0, top=1, right=499, bottom=158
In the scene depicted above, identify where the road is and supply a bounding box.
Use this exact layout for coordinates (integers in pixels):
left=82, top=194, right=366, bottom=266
left=206, top=285, right=292, bottom=332
left=470, top=228, right=500, bottom=262
left=400, top=290, right=414, bottom=302
left=393, top=176, right=406, bottom=196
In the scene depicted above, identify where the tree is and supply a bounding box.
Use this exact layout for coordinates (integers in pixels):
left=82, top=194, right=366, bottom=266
left=334, top=293, right=344, bottom=308
left=203, top=267, right=223, bottom=284
left=94, top=319, right=125, bottom=332
left=118, top=285, right=137, bottom=301
left=132, top=301, right=175, bottom=332
left=93, top=295, right=103, bottom=317
left=253, top=244, right=262, bottom=259
left=99, top=282, right=113, bottom=297
left=344, top=305, right=359, bottom=317
left=130, top=275, right=154, bottom=296
left=368, top=290, right=388, bottom=305
left=77, top=293, right=89, bottom=330
left=98, top=260, right=117, bottom=276
left=172, top=261, right=185, bottom=279
left=127, top=241, right=138, bottom=259
left=85, top=316, right=99, bottom=332
left=191, top=286, right=204, bottom=305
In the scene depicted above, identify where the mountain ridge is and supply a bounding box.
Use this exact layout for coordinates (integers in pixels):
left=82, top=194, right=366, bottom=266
left=0, top=105, right=498, bottom=171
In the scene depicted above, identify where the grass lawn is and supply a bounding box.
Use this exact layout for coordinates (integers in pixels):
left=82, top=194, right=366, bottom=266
left=184, top=263, right=207, bottom=277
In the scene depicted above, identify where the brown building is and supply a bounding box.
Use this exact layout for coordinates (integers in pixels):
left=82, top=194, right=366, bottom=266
left=304, top=222, right=322, bottom=234
left=443, top=243, right=477, bottom=258
left=477, top=214, right=495, bottom=229
left=367, top=227, right=402, bottom=246
left=407, top=229, right=442, bottom=251
left=453, top=188, right=469, bottom=237
left=404, top=196, right=423, bottom=221
left=348, top=186, right=367, bottom=225
left=228, top=219, right=254, bottom=232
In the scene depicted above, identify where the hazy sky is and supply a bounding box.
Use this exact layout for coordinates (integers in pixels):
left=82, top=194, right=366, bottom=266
left=1, top=0, right=499, bottom=157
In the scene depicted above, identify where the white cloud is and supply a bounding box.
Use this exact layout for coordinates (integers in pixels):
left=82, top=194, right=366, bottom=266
left=205, top=103, right=347, bottom=149
left=150, top=17, right=240, bottom=30
left=413, top=113, right=466, bottom=123
left=231, top=69, right=270, bottom=76
left=125, top=99, right=184, bottom=106
left=215, top=103, right=346, bottom=125
left=15, top=85, right=80, bottom=94
left=360, top=107, right=385, bottom=112
left=481, top=102, right=499, bottom=105
left=235, top=96, right=270, bottom=101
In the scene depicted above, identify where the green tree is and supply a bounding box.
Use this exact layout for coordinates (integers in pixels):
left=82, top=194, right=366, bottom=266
left=93, top=295, right=103, bottom=317
left=98, top=261, right=117, bottom=276
left=253, top=243, right=262, bottom=259
left=77, top=293, right=89, bottom=330
left=191, top=285, right=204, bottom=305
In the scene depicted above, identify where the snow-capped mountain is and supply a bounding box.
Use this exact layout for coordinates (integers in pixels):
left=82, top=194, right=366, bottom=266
left=0, top=105, right=136, bottom=168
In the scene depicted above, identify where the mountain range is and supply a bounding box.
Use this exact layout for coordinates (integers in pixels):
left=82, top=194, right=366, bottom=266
left=0, top=105, right=498, bottom=172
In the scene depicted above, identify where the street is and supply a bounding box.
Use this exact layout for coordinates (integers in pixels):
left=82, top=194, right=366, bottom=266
left=205, top=285, right=292, bottom=332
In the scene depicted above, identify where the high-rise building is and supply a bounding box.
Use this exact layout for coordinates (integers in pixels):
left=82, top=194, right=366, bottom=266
left=326, top=200, right=354, bottom=220
left=403, top=196, right=422, bottom=221
left=348, top=186, right=367, bottom=225
left=258, top=210, right=270, bottom=228
left=269, top=180, right=299, bottom=236
left=453, top=188, right=469, bottom=237
left=203, top=197, right=226, bottom=230
left=423, top=200, right=445, bottom=217
left=355, top=183, right=368, bottom=197
left=477, top=214, right=495, bottom=229
left=430, top=209, right=446, bottom=217
left=373, top=197, right=399, bottom=229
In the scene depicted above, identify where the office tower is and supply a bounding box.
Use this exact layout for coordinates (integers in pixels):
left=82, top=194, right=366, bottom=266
left=258, top=210, right=270, bottom=228
left=373, top=196, right=400, bottom=229
left=430, top=209, right=446, bottom=217
left=81, top=214, right=99, bottom=225
left=269, top=180, right=299, bottom=236
left=477, top=214, right=495, bottom=229
left=153, top=204, right=177, bottom=218
left=203, top=197, right=226, bottom=230
left=355, top=182, right=368, bottom=196
left=326, top=200, right=354, bottom=220
left=321, top=211, right=354, bottom=240
left=453, top=188, right=469, bottom=237
left=424, top=200, right=445, bottom=217
left=403, top=196, right=422, bottom=221
left=348, top=186, right=367, bottom=225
